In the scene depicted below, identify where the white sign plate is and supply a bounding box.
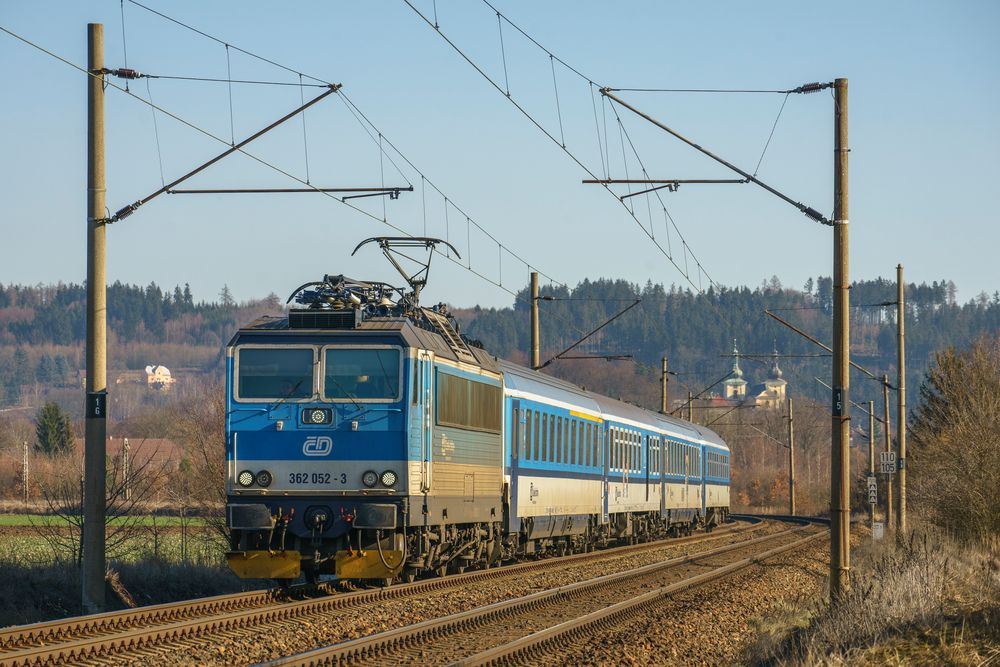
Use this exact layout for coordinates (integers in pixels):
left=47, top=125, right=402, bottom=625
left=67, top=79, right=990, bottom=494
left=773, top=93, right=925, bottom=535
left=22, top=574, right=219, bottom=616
left=880, top=451, right=897, bottom=465
left=873, top=521, right=885, bottom=540
left=880, top=461, right=896, bottom=474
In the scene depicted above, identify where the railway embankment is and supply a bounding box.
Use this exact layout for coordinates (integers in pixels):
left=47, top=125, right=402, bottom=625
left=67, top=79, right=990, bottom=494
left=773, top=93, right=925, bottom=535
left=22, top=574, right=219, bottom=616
left=744, top=525, right=1000, bottom=665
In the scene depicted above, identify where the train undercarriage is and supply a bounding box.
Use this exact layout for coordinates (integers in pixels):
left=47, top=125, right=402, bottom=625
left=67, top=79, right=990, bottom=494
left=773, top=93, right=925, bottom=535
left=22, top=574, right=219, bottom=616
left=227, top=505, right=730, bottom=585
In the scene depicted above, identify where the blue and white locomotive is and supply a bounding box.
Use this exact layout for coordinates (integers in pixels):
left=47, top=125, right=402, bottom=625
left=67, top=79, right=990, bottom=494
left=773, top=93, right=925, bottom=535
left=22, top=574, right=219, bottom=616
left=225, top=239, right=730, bottom=583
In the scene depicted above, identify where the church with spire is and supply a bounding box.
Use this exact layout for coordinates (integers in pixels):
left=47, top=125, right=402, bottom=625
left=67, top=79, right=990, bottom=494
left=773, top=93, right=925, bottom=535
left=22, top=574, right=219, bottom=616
left=717, top=340, right=789, bottom=410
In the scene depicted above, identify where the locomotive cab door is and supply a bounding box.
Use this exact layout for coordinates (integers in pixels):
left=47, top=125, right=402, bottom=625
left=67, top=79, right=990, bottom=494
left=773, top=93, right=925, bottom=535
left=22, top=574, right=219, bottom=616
left=418, top=350, right=434, bottom=493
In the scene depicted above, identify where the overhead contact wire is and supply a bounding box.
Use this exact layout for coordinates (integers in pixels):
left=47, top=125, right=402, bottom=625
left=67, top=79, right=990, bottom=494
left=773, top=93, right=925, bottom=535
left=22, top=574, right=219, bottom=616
left=404, top=1, right=722, bottom=299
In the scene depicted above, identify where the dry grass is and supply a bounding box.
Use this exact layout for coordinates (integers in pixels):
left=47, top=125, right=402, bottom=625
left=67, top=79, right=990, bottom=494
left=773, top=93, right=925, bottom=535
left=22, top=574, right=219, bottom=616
left=0, top=560, right=266, bottom=627
left=745, top=527, right=1000, bottom=665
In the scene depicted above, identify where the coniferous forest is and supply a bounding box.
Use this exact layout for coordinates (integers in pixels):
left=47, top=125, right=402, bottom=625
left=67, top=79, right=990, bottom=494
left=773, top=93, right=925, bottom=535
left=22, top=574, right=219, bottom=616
left=0, top=276, right=998, bottom=414
left=455, top=275, right=1000, bottom=411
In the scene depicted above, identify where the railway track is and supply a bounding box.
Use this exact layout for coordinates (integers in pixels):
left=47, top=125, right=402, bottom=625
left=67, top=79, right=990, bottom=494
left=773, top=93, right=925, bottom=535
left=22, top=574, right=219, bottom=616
left=262, top=517, right=825, bottom=666
left=0, top=518, right=761, bottom=666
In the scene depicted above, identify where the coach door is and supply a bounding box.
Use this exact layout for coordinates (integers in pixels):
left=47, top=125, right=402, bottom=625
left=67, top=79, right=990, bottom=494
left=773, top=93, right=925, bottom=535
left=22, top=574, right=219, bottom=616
left=601, top=426, right=609, bottom=524
left=644, top=435, right=650, bottom=502
left=418, top=351, right=434, bottom=493
left=659, top=437, right=666, bottom=515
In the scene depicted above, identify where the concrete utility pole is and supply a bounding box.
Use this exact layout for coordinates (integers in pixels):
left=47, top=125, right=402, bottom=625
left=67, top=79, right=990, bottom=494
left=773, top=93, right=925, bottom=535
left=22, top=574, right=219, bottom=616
left=660, top=357, right=669, bottom=414
left=882, top=374, right=893, bottom=529
left=868, top=400, right=875, bottom=529
left=530, top=272, right=540, bottom=371
left=896, top=264, right=907, bottom=533
left=83, top=23, right=108, bottom=614
left=687, top=391, right=693, bottom=422
left=830, top=77, right=851, bottom=599
left=787, top=395, right=795, bottom=516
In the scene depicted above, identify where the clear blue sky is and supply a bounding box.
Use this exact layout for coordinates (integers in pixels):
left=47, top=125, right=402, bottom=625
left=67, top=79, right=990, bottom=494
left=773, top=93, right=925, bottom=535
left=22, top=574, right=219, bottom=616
left=2, top=1, right=998, bottom=309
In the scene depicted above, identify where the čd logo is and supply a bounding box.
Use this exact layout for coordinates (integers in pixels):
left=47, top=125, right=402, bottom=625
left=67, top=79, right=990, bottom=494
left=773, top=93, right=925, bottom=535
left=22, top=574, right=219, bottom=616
left=303, top=436, right=333, bottom=456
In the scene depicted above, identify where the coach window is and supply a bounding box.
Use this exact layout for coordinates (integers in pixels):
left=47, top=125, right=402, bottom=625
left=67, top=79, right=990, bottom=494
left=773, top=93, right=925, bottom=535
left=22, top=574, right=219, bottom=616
left=555, top=416, right=563, bottom=463
left=525, top=410, right=533, bottom=459
left=595, top=424, right=600, bottom=467
left=547, top=415, right=554, bottom=463
left=572, top=422, right=578, bottom=465
left=541, top=413, right=549, bottom=461
left=617, top=429, right=623, bottom=471
left=237, top=347, right=314, bottom=401
left=564, top=417, right=570, bottom=463
left=585, top=424, right=592, bottom=467
left=532, top=411, right=540, bottom=461
left=618, top=430, right=624, bottom=471
left=606, top=428, right=611, bottom=469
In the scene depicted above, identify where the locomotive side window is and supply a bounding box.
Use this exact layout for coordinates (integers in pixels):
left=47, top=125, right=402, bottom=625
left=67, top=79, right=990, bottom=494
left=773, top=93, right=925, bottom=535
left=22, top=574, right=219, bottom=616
left=435, top=370, right=502, bottom=432
left=324, top=348, right=400, bottom=400
left=236, top=347, right=314, bottom=400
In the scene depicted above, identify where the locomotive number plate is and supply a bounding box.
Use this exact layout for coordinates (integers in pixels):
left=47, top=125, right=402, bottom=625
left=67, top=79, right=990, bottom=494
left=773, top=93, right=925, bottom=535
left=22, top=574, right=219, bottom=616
left=287, top=472, right=348, bottom=485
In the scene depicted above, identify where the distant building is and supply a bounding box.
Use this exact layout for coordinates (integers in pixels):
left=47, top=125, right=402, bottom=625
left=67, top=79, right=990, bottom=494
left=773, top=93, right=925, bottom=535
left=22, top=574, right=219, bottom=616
left=110, top=365, right=177, bottom=390
left=719, top=340, right=789, bottom=409
left=144, top=365, right=176, bottom=389
left=750, top=349, right=788, bottom=410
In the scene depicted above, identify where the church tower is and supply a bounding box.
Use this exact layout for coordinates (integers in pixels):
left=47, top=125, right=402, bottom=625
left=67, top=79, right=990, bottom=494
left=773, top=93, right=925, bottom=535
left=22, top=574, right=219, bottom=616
left=723, top=339, right=748, bottom=400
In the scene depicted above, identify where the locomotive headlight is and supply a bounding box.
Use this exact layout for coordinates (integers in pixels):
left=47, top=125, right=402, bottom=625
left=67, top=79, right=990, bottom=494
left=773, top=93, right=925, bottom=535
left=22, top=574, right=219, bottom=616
left=255, top=470, right=273, bottom=488
left=303, top=408, right=331, bottom=425
left=237, top=470, right=255, bottom=488
left=362, top=470, right=379, bottom=488
left=380, top=470, right=398, bottom=488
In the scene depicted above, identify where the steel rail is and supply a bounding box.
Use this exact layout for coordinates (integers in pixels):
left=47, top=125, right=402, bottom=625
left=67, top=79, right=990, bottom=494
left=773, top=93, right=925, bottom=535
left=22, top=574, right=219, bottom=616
left=0, top=585, right=320, bottom=652
left=262, top=521, right=816, bottom=666
left=457, top=528, right=827, bottom=666
left=0, top=520, right=760, bottom=665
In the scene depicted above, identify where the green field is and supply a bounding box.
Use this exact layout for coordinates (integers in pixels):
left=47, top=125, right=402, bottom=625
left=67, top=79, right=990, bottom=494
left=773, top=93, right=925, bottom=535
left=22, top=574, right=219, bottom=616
left=0, top=516, right=225, bottom=567
left=0, top=514, right=209, bottom=527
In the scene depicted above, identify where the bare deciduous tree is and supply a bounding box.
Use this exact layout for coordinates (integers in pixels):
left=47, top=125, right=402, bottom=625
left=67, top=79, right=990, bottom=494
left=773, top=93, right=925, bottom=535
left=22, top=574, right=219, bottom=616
left=910, top=334, right=1000, bottom=539
left=32, top=441, right=168, bottom=565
